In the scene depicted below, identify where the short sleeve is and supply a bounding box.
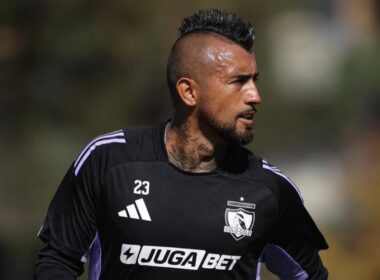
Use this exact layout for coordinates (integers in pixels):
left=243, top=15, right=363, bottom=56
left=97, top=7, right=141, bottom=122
left=261, top=160, right=328, bottom=279
left=268, top=176, right=328, bottom=250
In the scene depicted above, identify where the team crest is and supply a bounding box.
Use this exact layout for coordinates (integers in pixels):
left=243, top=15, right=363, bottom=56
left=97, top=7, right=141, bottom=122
left=224, top=201, right=255, bottom=241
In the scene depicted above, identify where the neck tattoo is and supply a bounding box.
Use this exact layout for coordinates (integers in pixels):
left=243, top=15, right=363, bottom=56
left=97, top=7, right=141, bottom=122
left=165, top=121, right=219, bottom=173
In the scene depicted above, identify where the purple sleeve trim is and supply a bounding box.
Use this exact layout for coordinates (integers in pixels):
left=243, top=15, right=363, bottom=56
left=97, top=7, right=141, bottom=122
left=88, top=233, right=102, bottom=280
left=256, top=259, right=262, bottom=280
left=263, top=244, right=309, bottom=280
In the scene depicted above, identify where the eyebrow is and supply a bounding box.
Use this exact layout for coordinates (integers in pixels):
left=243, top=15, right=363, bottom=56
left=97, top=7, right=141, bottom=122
left=233, top=72, right=260, bottom=81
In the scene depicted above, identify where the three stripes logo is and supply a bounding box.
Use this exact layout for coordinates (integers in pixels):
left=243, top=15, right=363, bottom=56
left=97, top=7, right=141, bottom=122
left=118, top=198, right=151, bottom=221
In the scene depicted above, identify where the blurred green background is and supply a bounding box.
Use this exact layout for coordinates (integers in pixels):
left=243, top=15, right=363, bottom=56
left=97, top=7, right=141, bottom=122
left=1, top=0, right=379, bottom=279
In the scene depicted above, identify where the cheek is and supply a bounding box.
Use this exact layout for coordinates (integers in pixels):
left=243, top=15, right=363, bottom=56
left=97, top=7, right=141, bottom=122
left=199, top=83, right=239, bottom=116
left=217, top=94, right=240, bottom=115
left=211, top=99, right=238, bottom=121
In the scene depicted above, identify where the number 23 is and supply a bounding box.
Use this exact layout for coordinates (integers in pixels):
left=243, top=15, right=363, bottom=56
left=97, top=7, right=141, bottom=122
left=134, top=180, right=150, bottom=195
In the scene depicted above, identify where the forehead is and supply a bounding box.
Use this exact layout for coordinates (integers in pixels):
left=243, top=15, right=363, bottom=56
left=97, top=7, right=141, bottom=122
left=204, top=37, right=256, bottom=75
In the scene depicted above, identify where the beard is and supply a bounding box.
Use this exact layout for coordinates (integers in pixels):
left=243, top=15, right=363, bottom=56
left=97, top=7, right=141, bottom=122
left=198, top=107, right=254, bottom=146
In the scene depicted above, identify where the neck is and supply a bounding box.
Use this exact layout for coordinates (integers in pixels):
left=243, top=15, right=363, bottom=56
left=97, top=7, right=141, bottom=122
left=165, top=117, right=227, bottom=173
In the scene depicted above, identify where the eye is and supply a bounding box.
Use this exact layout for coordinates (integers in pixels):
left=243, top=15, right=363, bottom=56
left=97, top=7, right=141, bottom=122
left=232, top=76, right=250, bottom=84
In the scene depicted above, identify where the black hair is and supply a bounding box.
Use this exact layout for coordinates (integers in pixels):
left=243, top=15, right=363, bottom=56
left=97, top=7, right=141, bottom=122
left=167, top=9, right=255, bottom=107
left=179, top=9, right=255, bottom=52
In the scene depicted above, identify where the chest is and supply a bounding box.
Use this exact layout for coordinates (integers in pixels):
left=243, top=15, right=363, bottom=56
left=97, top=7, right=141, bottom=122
left=99, top=161, right=276, bottom=250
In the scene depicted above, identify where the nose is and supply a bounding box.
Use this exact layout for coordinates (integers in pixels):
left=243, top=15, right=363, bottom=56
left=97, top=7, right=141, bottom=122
left=244, top=80, right=261, bottom=105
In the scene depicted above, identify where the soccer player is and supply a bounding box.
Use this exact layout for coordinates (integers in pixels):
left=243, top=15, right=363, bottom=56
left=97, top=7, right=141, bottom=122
left=34, top=9, right=328, bottom=280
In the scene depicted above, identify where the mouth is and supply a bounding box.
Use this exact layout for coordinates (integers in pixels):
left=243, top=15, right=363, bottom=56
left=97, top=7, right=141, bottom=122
left=237, top=109, right=256, bottom=121
left=236, top=109, right=257, bottom=129
left=239, top=113, right=253, bottom=120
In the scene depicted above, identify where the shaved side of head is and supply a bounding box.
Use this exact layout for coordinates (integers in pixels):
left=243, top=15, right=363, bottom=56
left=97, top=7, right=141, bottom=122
left=167, top=32, right=235, bottom=107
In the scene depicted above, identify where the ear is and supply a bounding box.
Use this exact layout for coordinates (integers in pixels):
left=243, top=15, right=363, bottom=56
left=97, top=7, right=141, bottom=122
left=176, top=77, right=198, bottom=107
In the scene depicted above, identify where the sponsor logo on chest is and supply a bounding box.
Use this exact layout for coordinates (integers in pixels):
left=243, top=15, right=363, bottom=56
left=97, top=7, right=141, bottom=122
left=120, top=244, right=241, bottom=271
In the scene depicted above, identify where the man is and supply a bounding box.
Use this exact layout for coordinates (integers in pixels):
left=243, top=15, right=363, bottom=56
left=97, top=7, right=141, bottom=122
left=34, top=9, right=328, bottom=279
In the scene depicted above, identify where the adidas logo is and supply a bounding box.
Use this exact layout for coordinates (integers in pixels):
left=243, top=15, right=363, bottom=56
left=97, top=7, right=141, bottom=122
left=118, top=198, right=151, bottom=221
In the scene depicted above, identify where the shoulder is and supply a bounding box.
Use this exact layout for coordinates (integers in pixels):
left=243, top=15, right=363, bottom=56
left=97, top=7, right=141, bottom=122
left=242, top=151, right=304, bottom=205
left=73, top=129, right=126, bottom=176
left=259, top=158, right=304, bottom=203
left=74, top=124, right=163, bottom=176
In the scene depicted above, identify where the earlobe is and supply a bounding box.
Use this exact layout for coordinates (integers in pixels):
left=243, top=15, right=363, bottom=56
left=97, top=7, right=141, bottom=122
left=176, top=78, right=197, bottom=107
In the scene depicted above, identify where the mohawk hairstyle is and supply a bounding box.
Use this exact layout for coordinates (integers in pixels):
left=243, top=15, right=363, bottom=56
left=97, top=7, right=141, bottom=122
left=179, top=9, right=255, bottom=52
left=167, top=9, right=255, bottom=107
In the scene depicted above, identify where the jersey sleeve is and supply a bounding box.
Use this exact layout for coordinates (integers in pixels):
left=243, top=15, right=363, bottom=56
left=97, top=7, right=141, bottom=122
left=36, top=134, right=116, bottom=278
left=37, top=156, right=100, bottom=263
left=261, top=160, right=328, bottom=279
left=35, top=130, right=126, bottom=278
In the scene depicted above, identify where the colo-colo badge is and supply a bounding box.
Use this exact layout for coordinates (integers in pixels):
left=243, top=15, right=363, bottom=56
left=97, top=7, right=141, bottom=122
left=224, top=200, right=255, bottom=241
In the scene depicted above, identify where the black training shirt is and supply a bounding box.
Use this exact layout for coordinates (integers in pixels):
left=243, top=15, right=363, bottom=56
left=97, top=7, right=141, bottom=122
left=35, top=121, right=328, bottom=280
